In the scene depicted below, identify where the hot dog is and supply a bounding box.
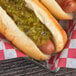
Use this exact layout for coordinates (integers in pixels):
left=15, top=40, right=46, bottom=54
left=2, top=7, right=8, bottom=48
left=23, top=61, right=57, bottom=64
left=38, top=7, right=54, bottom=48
left=57, top=0, right=76, bottom=13
left=40, top=0, right=73, bottom=20
left=0, top=0, right=67, bottom=60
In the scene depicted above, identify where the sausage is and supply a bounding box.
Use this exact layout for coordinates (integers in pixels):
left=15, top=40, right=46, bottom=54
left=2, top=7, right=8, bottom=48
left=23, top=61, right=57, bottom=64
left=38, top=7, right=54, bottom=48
left=56, top=0, right=76, bottom=13
left=39, top=40, right=55, bottom=55
left=62, top=0, right=76, bottom=13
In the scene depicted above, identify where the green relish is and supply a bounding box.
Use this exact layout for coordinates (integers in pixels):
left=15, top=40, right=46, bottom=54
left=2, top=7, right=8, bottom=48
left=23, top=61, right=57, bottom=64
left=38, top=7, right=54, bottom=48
left=0, top=0, right=52, bottom=46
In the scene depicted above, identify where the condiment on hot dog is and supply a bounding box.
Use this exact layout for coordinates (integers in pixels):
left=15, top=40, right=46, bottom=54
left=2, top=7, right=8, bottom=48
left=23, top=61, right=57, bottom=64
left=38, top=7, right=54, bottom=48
left=0, top=0, right=55, bottom=55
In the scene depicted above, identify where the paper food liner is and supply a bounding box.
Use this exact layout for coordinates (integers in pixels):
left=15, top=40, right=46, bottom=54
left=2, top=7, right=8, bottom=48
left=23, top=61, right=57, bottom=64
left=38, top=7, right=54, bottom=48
left=0, top=19, right=76, bottom=71
left=48, top=19, right=76, bottom=71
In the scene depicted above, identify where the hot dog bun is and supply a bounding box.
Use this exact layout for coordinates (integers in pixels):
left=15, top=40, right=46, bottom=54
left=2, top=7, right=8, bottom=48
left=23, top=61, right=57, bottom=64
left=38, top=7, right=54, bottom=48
left=0, top=0, right=67, bottom=60
left=40, top=0, right=73, bottom=20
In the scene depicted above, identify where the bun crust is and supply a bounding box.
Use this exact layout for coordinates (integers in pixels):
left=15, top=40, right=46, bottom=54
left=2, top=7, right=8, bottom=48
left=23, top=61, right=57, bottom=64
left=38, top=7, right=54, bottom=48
left=40, top=0, right=73, bottom=20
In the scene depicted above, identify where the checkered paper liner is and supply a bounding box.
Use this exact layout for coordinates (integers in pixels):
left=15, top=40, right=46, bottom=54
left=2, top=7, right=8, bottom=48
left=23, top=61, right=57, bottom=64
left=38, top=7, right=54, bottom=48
left=0, top=19, right=76, bottom=71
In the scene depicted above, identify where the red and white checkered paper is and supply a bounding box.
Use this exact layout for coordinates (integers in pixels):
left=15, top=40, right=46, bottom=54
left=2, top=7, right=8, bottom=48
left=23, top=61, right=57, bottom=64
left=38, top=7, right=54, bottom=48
left=0, top=19, right=76, bottom=71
